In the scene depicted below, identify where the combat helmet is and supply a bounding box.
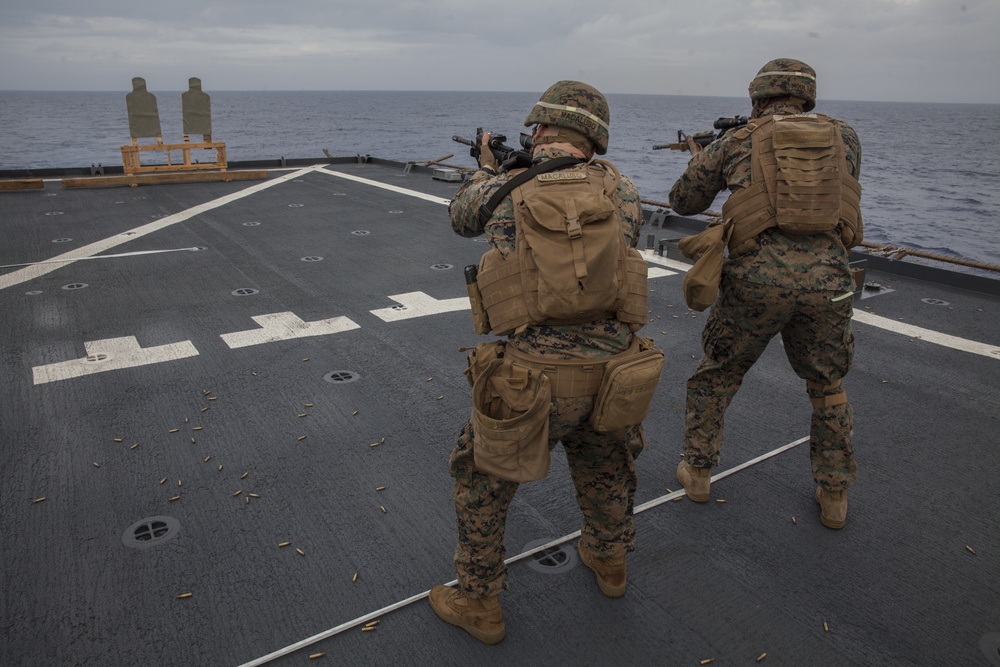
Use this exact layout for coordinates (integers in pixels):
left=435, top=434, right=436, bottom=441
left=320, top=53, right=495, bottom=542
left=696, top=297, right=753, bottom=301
left=749, top=59, right=816, bottom=112
left=524, top=81, right=610, bottom=155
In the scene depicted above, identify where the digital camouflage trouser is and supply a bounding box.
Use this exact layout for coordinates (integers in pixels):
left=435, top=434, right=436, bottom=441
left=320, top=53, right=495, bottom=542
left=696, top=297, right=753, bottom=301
left=449, top=396, right=645, bottom=597
left=684, top=277, right=857, bottom=491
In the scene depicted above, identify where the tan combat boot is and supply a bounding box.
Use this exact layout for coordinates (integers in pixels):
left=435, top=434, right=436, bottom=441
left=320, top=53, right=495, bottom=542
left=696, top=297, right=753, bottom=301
left=676, top=460, right=711, bottom=503
left=428, top=585, right=505, bottom=645
left=578, top=542, right=626, bottom=598
left=815, top=486, right=848, bottom=529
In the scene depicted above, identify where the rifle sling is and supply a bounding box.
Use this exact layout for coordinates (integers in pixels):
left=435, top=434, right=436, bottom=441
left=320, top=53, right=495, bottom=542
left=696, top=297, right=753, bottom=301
left=477, top=156, right=582, bottom=227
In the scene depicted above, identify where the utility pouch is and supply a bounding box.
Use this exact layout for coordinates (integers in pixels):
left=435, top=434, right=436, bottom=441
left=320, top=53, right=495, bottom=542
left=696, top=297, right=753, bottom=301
left=471, top=357, right=552, bottom=483
left=678, top=220, right=733, bottom=311
left=591, top=336, right=664, bottom=432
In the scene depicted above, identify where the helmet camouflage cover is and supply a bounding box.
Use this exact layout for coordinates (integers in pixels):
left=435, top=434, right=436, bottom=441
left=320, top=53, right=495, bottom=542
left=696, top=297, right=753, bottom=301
left=524, top=80, right=610, bottom=155
left=749, top=58, right=817, bottom=112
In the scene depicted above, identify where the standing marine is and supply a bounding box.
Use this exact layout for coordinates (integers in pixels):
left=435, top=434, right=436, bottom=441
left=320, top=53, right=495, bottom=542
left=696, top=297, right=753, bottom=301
left=429, top=81, right=663, bottom=644
left=668, top=59, right=863, bottom=529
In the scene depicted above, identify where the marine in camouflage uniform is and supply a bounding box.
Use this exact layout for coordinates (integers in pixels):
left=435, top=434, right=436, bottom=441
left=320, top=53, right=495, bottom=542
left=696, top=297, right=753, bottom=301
left=429, top=81, right=647, bottom=644
left=669, top=59, right=860, bottom=528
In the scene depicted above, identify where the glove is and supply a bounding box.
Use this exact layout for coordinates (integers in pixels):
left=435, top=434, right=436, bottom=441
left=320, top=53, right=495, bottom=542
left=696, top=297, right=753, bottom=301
left=478, top=133, right=499, bottom=171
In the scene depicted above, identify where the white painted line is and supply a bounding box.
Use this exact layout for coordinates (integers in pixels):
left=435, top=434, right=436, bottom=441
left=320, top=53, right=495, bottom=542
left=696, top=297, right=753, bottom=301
left=0, top=166, right=324, bottom=292
left=316, top=167, right=452, bottom=205
left=648, top=266, right=678, bottom=280
left=236, top=436, right=807, bottom=666
left=642, top=248, right=692, bottom=273
left=32, top=336, right=199, bottom=385
left=0, top=247, right=202, bottom=269
left=220, top=312, right=361, bottom=349
left=370, top=291, right=470, bottom=322
left=852, top=309, right=1000, bottom=360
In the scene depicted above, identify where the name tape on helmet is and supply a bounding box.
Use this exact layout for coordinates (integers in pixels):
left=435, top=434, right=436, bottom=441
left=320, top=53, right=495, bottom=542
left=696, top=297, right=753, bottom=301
left=532, top=102, right=610, bottom=131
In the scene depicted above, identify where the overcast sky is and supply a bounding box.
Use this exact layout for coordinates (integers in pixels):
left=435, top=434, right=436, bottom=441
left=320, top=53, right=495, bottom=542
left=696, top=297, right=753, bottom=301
left=1, top=0, right=997, bottom=103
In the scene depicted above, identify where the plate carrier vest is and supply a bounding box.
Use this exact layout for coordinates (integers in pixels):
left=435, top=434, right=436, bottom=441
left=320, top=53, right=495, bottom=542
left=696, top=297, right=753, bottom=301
left=722, top=114, right=863, bottom=258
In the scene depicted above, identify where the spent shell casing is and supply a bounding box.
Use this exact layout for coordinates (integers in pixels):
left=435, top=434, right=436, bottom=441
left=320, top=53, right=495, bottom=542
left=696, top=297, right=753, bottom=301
left=159, top=478, right=167, bottom=485
left=248, top=493, right=260, bottom=498
left=200, top=407, right=209, bottom=412
left=308, top=653, right=324, bottom=659
left=169, top=495, right=180, bottom=501
left=169, top=429, right=179, bottom=433
left=757, top=653, right=767, bottom=662
left=278, top=542, right=290, bottom=547
left=232, top=490, right=242, bottom=496
left=436, top=395, right=443, bottom=400
left=380, top=505, right=386, bottom=513
left=192, top=427, right=203, bottom=431
left=304, top=403, right=313, bottom=407
left=241, top=472, right=249, bottom=479
left=297, top=436, right=306, bottom=441
left=352, top=410, right=358, bottom=416
left=177, top=592, right=193, bottom=599
left=823, top=621, right=829, bottom=632
left=184, top=417, right=189, bottom=423
left=178, top=480, right=182, bottom=487
left=302, top=358, right=309, bottom=362
left=298, top=413, right=307, bottom=418
left=218, top=464, right=223, bottom=471
left=352, top=571, right=358, bottom=583
left=362, top=627, right=376, bottom=632
left=700, top=661, right=714, bottom=665
left=208, top=397, right=217, bottom=401
left=716, top=499, right=727, bottom=503
left=130, top=443, right=138, bottom=450
left=296, top=548, right=305, bottom=556
left=191, top=437, right=196, bottom=443
left=114, top=438, right=123, bottom=442
left=375, top=486, right=386, bottom=491
left=966, top=545, right=976, bottom=554
left=92, top=462, right=100, bottom=468
left=32, top=497, right=46, bottom=503
left=204, top=456, right=211, bottom=462
left=364, top=620, right=379, bottom=627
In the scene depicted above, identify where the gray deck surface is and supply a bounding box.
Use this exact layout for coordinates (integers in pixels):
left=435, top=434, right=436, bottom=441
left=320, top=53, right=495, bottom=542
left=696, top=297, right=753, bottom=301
left=1, top=161, right=998, bottom=667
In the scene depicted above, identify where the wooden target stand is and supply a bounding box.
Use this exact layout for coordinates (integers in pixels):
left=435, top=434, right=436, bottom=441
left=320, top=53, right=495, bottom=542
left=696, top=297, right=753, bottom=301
left=59, top=135, right=266, bottom=189
left=120, top=134, right=228, bottom=176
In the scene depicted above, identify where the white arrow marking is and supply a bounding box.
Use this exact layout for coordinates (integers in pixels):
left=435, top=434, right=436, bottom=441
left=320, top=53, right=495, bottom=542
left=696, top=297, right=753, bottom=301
left=370, top=292, right=471, bottom=322
left=220, top=312, right=361, bottom=349
left=32, top=336, right=199, bottom=385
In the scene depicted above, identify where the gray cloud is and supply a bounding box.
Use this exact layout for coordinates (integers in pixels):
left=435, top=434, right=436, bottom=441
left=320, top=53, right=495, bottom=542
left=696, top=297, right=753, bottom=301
left=0, top=0, right=997, bottom=102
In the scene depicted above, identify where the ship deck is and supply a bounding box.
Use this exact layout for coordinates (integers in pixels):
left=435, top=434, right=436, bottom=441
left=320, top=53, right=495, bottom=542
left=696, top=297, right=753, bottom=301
left=1, top=160, right=998, bottom=666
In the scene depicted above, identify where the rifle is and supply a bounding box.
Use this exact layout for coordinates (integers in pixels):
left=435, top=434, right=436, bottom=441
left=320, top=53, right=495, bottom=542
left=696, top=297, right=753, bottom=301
left=452, top=127, right=533, bottom=172
left=653, top=115, right=749, bottom=154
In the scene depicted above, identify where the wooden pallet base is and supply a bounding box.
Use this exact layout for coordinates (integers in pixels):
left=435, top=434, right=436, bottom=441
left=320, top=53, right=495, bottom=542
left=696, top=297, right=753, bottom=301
left=0, top=179, right=44, bottom=191
left=60, top=170, right=268, bottom=189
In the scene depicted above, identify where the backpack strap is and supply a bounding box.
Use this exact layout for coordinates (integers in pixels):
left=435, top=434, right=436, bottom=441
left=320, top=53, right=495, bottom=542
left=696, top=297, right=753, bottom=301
left=477, top=156, right=581, bottom=226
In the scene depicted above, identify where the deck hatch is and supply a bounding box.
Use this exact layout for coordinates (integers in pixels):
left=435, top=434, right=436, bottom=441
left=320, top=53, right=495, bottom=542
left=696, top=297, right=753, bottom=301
left=232, top=288, right=259, bottom=296
left=324, top=370, right=361, bottom=384
left=523, top=538, right=578, bottom=575
left=122, top=516, right=180, bottom=550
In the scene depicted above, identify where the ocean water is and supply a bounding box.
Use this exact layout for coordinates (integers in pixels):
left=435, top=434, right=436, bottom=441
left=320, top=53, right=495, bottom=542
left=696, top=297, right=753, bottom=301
left=2, top=90, right=999, bottom=267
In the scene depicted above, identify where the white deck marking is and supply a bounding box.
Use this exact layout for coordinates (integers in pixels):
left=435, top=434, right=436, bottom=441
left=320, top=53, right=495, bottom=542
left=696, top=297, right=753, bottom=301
left=0, top=247, right=203, bottom=269
left=220, top=312, right=360, bottom=349
left=32, top=336, right=199, bottom=385
left=370, top=291, right=470, bottom=322
left=316, top=167, right=453, bottom=205
left=648, top=266, right=678, bottom=279
left=0, top=166, right=325, bottom=292
left=642, top=248, right=691, bottom=273
left=852, top=309, right=1000, bottom=360
left=237, top=436, right=808, bottom=667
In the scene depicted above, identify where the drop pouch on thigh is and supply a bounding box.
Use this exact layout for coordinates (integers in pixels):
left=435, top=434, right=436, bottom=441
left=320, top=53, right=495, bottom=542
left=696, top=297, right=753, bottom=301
left=591, top=337, right=664, bottom=432
left=472, top=361, right=551, bottom=483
